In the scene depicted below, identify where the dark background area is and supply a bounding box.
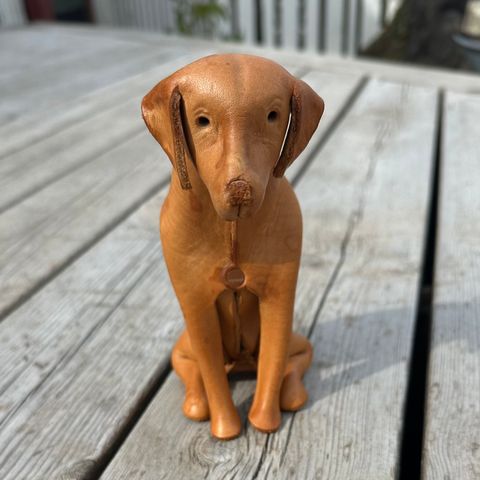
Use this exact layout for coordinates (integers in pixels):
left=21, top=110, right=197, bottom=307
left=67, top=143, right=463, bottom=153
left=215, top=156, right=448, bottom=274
left=24, top=0, right=91, bottom=22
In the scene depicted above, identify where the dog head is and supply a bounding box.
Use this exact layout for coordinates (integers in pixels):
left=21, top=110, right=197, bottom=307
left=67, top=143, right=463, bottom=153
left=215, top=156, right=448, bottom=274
left=142, top=54, right=324, bottom=220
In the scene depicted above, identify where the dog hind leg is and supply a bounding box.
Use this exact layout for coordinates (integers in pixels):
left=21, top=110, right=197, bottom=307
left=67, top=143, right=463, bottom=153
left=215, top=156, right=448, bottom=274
left=280, top=333, right=313, bottom=411
left=172, top=330, right=210, bottom=421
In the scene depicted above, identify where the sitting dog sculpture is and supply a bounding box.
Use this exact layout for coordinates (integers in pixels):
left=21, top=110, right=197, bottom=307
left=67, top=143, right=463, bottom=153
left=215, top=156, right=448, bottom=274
left=141, top=54, right=324, bottom=440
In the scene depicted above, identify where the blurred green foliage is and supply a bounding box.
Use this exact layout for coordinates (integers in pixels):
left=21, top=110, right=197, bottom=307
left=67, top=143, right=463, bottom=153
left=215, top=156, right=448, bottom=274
left=174, top=0, right=228, bottom=38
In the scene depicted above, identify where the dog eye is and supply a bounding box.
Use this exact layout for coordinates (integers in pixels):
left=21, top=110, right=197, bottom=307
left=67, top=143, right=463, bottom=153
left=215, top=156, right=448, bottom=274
left=196, top=116, right=210, bottom=127
left=267, top=111, right=278, bottom=122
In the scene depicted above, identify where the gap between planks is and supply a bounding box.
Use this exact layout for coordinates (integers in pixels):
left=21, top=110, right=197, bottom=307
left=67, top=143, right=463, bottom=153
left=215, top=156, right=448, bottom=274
left=398, top=90, right=443, bottom=480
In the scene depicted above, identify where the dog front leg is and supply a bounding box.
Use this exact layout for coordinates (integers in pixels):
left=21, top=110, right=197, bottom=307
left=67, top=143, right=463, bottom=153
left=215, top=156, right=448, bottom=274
left=248, top=271, right=297, bottom=432
left=180, top=298, right=242, bottom=440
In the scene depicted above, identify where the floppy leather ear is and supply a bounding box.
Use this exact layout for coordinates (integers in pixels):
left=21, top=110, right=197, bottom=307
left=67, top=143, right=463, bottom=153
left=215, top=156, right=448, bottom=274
left=273, top=78, right=325, bottom=178
left=141, top=80, right=192, bottom=189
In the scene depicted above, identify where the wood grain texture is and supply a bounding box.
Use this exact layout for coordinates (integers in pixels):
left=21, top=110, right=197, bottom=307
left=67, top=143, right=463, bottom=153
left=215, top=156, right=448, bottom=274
left=101, top=79, right=438, bottom=480
left=0, top=27, right=139, bottom=75
left=0, top=132, right=170, bottom=319
left=422, top=91, right=480, bottom=480
left=0, top=30, right=182, bottom=125
left=0, top=193, right=184, bottom=480
left=0, top=191, right=165, bottom=428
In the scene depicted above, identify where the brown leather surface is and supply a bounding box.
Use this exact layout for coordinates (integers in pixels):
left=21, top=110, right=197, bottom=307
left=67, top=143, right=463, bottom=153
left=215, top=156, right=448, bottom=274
left=142, top=54, right=324, bottom=439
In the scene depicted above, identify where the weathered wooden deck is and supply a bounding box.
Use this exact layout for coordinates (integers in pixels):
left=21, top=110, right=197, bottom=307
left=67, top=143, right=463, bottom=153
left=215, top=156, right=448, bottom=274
left=1, top=23, right=479, bottom=480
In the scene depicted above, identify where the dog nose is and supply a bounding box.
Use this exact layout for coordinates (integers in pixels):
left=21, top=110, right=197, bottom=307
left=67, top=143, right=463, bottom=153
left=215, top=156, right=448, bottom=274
left=225, top=179, right=253, bottom=206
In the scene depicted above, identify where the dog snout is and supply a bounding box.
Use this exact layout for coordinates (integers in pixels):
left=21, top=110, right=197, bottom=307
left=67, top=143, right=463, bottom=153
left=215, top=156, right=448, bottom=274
left=225, top=179, right=253, bottom=206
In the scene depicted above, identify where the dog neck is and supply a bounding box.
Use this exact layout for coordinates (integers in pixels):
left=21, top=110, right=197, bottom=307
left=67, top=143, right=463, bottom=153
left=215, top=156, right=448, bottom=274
left=167, top=168, right=286, bottom=274
left=220, top=220, right=246, bottom=290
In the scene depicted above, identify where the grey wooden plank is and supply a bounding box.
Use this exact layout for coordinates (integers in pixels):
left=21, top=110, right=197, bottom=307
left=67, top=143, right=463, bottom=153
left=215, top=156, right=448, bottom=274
left=0, top=71, right=360, bottom=480
left=0, top=192, right=176, bottom=480
left=0, top=131, right=170, bottom=319
left=285, top=70, right=365, bottom=183
left=0, top=42, right=145, bottom=90
left=0, top=193, right=164, bottom=429
left=0, top=28, right=146, bottom=80
left=0, top=53, right=207, bottom=211
left=0, top=102, right=142, bottom=211
left=0, top=41, right=181, bottom=125
left=0, top=54, right=204, bottom=159
left=0, top=23, right=166, bottom=61
left=101, top=79, right=438, bottom=480
left=422, top=92, right=480, bottom=480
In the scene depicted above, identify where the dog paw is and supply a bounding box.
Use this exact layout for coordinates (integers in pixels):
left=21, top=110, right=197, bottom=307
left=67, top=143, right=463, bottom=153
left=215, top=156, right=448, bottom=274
left=248, top=405, right=281, bottom=433
left=210, top=410, right=242, bottom=440
left=183, top=392, right=210, bottom=421
left=280, top=371, right=308, bottom=411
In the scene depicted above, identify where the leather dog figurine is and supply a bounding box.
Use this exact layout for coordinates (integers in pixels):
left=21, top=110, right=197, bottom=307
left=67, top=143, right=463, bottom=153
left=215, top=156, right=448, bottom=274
left=142, top=54, right=324, bottom=440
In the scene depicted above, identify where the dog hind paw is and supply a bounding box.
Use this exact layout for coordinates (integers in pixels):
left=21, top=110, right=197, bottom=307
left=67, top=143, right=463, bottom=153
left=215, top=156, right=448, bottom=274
left=183, top=392, right=210, bottom=421
left=280, top=372, right=308, bottom=411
